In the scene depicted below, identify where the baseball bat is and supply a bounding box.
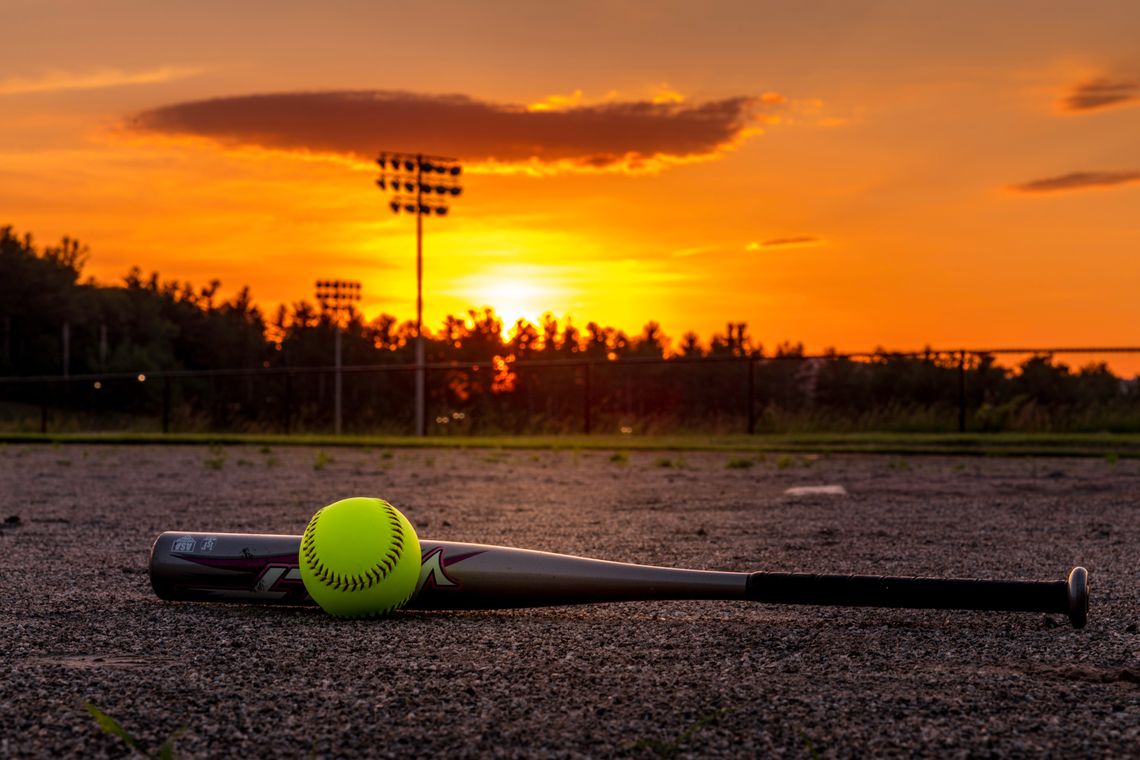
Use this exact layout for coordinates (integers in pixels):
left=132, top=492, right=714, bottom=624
left=148, top=531, right=1089, bottom=628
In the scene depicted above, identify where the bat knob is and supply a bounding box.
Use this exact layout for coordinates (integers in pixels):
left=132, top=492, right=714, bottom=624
left=1066, top=567, right=1089, bottom=629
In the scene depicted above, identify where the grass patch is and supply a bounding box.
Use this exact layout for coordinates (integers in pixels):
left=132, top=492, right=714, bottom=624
left=84, top=701, right=184, bottom=759
left=776, top=454, right=795, bottom=469
left=312, top=450, right=332, bottom=470
left=628, top=707, right=737, bottom=757
left=203, top=443, right=225, bottom=470
left=654, top=457, right=675, bottom=468
left=798, top=728, right=822, bottom=760
left=6, top=431, right=1140, bottom=458
left=726, top=457, right=754, bottom=469
left=609, top=450, right=629, bottom=465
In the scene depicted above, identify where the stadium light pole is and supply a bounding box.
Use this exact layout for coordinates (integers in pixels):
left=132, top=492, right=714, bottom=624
left=315, top=279, right=361, bottom=435
left=375, top=152, right=463, bottom=436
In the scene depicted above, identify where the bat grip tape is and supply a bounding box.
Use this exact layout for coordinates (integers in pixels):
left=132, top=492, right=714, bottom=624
left=746, top=566, right=1088, bottom=628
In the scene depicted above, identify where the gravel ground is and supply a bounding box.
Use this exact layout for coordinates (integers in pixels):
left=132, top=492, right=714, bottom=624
left=1, top=444, right=1137, bottom=758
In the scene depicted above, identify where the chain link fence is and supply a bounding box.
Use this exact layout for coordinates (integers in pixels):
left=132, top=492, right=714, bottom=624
left=2, top=347, right=1138, bottom=435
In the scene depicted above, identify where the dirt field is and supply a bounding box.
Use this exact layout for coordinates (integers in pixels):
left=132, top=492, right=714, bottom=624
left=2, top=444, right=1137, bottom=757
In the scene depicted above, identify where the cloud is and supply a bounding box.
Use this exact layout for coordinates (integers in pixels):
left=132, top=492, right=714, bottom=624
left=0, top=66, right=204, bottom=96
left=1009, top=170, right=1140, bottom=194
left=1058, top=76, right=1139, bottom=113
left=671, top=245, right=717, bottom=258
left=651, top=84, right=686, bottom=105
left=527, top=89, right=585, bottom=112
left=746, top=236, right=823, bottom=250
left=127, top=89, right=785, bottom=173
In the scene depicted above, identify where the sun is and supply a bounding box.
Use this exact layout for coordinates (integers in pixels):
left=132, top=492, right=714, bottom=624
left=476, top=279, right=550, bottom=328
left=453, top=265, right=571, bottom=334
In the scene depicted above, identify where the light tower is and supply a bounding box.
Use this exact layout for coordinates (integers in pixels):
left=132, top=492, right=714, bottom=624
left=376, top=152, right=463, bottom=436
left=315, top=279, right=361, bottom=435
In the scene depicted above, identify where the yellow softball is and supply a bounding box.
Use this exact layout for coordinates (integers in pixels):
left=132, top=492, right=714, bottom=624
left=299, top=497, right=421, bottom=618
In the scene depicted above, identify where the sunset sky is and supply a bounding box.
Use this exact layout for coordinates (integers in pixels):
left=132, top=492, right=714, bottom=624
left=4, top=0, right=1139, bottom=357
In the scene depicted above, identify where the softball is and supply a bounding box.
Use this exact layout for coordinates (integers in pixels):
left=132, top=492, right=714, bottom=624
left=299, top=497, right=421, bottom=618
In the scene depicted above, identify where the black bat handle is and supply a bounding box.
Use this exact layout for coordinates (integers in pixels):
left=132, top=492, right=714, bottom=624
left=746, top=566, right=1088, bottom=628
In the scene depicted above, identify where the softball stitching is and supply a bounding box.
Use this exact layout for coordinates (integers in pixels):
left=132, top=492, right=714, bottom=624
left=301, top=502, right=407, bottom=595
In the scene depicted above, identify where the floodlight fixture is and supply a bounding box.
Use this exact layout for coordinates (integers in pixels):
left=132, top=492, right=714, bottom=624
left=374, top=150, right=464, bottom=436
left=315, top=278, right=361, bottom=322
left=314, top=278, right=362, bottom=436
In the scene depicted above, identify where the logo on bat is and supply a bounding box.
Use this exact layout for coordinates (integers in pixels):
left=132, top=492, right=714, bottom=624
left=172, top=535, right=196, bottom=552
left=416, top=546, right=484, bottom=594
left=171, top=543, right=483, bottom=600
left=254, top=565, right=302, bottom=594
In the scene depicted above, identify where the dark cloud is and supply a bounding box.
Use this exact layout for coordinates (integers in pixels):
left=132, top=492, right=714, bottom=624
left=760, top=236, right=821, bottom=248
left=128, top=90, right=777, bottom=171
left=747, top=236, right=822, bottom=251
left=1059, top=77, right=1139, bottom=112
left=1009, top=170, right=1140, bottom=194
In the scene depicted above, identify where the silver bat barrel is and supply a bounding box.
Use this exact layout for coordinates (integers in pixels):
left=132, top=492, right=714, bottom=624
left=149, top=532, right=1089, bottom=626
left=148, top=531, right=752, bottom=609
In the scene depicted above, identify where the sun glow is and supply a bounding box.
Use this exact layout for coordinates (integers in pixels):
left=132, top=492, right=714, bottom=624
left=452, top=266, right=573, bottom=333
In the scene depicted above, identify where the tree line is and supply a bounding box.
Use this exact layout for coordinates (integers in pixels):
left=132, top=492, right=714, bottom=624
left=2, top=225, right=1136, bottom=433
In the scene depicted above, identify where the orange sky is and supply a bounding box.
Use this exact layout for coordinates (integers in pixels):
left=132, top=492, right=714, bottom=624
left=3, top=1, right=1139, bottom=365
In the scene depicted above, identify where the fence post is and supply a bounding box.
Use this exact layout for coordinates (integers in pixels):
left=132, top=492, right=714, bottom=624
left=283, top=371, right=292, bottom=435
left=957, top=350, right=967, bottom=433
left=420, top=367, right=429, bottom=436
left=162, top=375, right=171, bottom=434
left=583, top=361, right=592, bottom=435
left=333, top=324, right=343, bottom=436
left=747, top=358, right=756, bottom=435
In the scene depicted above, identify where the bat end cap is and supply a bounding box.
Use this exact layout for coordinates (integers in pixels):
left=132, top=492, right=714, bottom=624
left=1067, top=566, right=1089, bottom=629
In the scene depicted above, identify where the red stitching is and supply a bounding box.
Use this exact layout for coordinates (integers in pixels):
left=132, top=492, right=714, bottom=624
left=302, top=501, right=408, bottom=596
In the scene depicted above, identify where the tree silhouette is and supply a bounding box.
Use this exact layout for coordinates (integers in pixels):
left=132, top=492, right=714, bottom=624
left=1, top=224, right=1136, bottom=434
